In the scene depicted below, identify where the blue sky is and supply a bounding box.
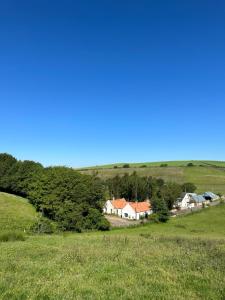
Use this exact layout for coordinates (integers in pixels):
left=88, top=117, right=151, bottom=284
left=0, top=0, right=225, bottom=167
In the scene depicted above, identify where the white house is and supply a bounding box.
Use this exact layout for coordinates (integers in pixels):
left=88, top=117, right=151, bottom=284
left=103, top=198, right=127, bottom=217
left=176, top=193, right=196, bottom=209
left=103, top=198, right=152, bottom=220
left=122, top=201, right=152, bottom=220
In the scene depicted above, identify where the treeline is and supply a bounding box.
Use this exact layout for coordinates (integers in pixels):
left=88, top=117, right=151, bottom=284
left=0, top=153, right=109, bottom=232
left=106, top=172, right=197, bottom=210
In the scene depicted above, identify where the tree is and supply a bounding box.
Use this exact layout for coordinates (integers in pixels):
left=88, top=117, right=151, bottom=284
left=0, top=153, right=17, bottom=191
left=160, top=163, right=168, bottom=167
left=159, top=182, right=182, bottom=210
left=182, top=182, right=197, bottom=193
left=187, top=162, right=194, bottom=167
left=123, top=164, right=130, bottom=168
left=151, top=197, right=169, bottom=222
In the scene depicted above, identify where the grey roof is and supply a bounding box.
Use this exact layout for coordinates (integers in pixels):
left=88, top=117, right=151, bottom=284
left=191, top=194, right=206, bottom=203
left=203, top=192, right=218, bottom=200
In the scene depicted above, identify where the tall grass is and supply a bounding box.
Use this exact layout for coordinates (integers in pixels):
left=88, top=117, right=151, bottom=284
left=0, top=231, right=25, bottom=242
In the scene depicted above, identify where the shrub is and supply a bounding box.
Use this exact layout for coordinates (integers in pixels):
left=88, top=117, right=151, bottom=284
left=113, top=165, right=118, bottom=169
left=187, top=163, right=194, bottom=167
left=151, top=198, right=170, bottom=223
left=123, top=164, right=130, bottom=168
left=97, top=218, right=110, bottom=231
left=160, top=164, right=168, bottom=167
left=30, top=217, right=56, bottom=234
left=140, top=165, right=147, bottom=168
left=148, top=213, right=160, bottom=223
left=0, top=231, right=25, bottom=242
left=182, top=182, right=197, bottom=193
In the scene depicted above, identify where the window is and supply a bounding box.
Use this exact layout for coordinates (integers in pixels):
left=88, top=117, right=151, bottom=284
left=124, top=213, right=128, bottom=218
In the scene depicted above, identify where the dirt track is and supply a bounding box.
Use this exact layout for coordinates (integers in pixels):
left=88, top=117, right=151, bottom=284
left=105, top=215, right=140, bottom=227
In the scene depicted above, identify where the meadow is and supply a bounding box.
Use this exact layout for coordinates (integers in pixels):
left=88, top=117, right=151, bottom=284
left=79, top=162, right=225, bottom=195
left=0, top=192, right=225, bottom=299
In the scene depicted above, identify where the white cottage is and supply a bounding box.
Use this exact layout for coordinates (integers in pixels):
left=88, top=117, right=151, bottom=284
left=103, top=198, right=127, bottom=216
left=122, top=201, right=152, bottom=220
left=103, top=198, right=152, bottom=220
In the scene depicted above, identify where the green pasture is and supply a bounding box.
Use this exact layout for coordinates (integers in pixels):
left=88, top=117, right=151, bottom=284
left=0, top=193, right=225, bottom=299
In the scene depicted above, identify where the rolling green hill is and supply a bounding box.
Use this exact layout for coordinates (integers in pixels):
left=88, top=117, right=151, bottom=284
left=0, top=192, right=37, bottom=232
left=80, top=160, right=225, bottom=169
left=79, top=160, right=225, bottom=195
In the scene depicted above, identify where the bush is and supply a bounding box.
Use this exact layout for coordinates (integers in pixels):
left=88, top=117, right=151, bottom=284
left=30, top=217, right=56, bottom=234
left=148, top=213, right=160, bottom=223
left=123, top=164, right=130, bottom=168
left=97, top=218, right=110, bottom=231
left=160, top=164, right=168, bottom=167
left=187, top=163, right=194, bottom=167
left=182, top=182, right=197, bottom=193
left=113, top=165, right=118, bottom=169
left=0, top=231, right=26, bottom=242
left=140, top=165, right=147, bottom=168
left=151, top=198, right=170, bottom=223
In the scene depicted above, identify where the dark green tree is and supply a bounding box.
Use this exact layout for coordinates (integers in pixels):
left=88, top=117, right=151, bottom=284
left=151, top=197, right=169, bottom=222
left=182, top=182, right=197, bottom=193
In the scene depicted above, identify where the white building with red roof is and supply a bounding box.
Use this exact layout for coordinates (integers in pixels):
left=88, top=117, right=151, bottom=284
left=103, top=198, right=152, bottom=220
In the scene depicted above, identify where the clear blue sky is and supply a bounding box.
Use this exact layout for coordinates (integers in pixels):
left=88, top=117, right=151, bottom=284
left=0, top=1, right=225, bottom=167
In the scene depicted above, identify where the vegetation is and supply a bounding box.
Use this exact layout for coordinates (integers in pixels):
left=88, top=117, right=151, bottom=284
left=0, top=194, right=224, bottom=299
left=151, top=197, right=169, bottom=222
left=82, top=160, right=225, bottom=169
left=0, top=231, right=25, bottom=242
left=80, top=163, right=225, bottom=195
left=182, top=182, right=197, bottom=193
left=0, top=153, right=108, bottom=232
left=0, top=192, right=37, bottom=231
left=106, top=172, right=183, bottom=210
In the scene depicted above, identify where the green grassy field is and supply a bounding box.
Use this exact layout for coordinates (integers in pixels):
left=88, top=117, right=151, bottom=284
left=0, top=192, right=37, bottom=232
left=0, top=193, right=225, bottom=299
left=79, top=161, right=225, bottom=195
left=81, top=160, right=225, bottom=169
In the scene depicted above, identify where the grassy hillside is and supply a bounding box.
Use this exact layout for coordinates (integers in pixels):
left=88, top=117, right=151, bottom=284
left=0, top=192, right=37, bottom=232
left=81, top=160, right=225, bottom=169
left=79, top=161, right=225, bottom=195
left=0, top=201, right=225, bottom=299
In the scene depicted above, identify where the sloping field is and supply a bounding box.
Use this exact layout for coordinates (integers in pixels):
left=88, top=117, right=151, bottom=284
left=81, top=160, right=225, bottom=169
left=0, top=200, right=225, bottom=299
left=0, top=192, right=37, bottom=231
left=80, top=164, right=225, bottom=195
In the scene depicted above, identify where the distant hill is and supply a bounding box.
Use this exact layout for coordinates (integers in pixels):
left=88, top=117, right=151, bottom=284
left=78, top=160, right=225, bottom=195
left=0, top=192, right=37, bottom=232
left=80, top=160, right=225, bottom=169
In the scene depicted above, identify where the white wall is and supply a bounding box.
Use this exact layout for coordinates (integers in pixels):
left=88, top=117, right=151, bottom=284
left=103, top=200, right=115, bottom=214
left=122, top=204, right=137, bottom=219
left=122, top=204, right=152, bottom=220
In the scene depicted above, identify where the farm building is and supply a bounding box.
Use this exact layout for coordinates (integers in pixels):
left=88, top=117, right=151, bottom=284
left=203, top=192, right=220, bottom=201
left=175, top=191, right=219, bottom=210
left=103, top=198, right=152, bottom=220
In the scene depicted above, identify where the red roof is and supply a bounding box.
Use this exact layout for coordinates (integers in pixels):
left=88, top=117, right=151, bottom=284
left=111, top=198, right=127, bottom=209
left=128, top=201, right=150, bottom=213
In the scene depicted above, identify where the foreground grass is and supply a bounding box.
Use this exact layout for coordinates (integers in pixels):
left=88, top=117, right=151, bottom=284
left=0, top=202, right=225, bottom=299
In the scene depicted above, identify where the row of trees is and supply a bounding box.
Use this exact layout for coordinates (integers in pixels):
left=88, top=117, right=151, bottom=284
left=0, top=153, right=109, bottom=231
